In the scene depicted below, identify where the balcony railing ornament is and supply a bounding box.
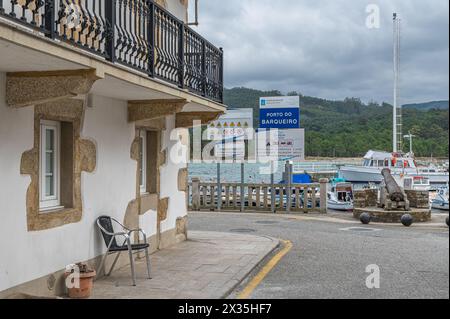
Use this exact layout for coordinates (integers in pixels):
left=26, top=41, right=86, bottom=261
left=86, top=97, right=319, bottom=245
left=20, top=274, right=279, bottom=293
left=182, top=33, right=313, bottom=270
left=32, top=1, right=44, bottom=26
left=0, top=0, right=223, bottom=103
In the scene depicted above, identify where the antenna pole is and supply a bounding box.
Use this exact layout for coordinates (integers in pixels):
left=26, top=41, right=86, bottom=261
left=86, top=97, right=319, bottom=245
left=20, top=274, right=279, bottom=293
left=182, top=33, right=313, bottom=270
left=393, top=13, right=402, bottom=153
left=393, top=13, right=397, bottom=153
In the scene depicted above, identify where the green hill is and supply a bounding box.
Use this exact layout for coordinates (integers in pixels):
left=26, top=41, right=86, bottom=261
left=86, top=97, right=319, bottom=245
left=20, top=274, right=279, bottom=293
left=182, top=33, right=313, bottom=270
left=403, top=100, right=449, bottom=110
left=223, top=87, right=449, bottom=158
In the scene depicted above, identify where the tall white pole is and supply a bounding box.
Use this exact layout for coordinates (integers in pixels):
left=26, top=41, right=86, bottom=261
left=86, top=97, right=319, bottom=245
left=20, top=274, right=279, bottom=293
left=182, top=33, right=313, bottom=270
left=393, top=13, right=398, bottom=153
left=393, top=13, right=402, bottom=153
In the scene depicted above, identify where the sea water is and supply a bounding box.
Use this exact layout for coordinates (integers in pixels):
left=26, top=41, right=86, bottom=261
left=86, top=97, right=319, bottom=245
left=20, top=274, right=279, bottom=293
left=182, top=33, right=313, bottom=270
left=188, top=162, right=284, bottom=184
left=187, top=161, right=340, bottom=184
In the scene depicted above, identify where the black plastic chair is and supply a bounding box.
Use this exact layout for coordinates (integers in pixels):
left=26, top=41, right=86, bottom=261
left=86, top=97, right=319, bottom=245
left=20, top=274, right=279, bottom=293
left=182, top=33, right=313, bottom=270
left=96, top=216, right=151, bottom=286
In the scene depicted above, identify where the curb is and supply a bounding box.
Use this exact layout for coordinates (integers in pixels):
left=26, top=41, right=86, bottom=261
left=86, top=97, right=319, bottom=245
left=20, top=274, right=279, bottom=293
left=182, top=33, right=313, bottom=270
left=220, top=235, right=281, bottom=299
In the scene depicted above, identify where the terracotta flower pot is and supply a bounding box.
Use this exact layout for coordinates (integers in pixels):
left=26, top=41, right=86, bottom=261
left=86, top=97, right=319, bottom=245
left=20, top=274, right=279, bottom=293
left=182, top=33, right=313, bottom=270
left=64, top=270, right=96, bottom=299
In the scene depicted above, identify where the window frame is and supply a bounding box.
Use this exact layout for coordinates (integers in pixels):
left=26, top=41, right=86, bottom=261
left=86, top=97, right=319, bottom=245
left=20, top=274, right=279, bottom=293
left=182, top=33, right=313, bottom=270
left=39, top=120, right=61, bottom=210
left=139, top=129, right=148, bottom=194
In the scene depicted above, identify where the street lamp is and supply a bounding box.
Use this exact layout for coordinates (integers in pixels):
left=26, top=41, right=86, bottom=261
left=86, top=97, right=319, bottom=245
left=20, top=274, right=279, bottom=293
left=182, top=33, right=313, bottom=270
left=404, top=131, right=416, bottom=156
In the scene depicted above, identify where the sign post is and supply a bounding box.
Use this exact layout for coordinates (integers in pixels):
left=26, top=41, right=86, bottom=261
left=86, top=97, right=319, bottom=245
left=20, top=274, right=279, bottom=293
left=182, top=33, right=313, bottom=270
left=217, top=162, right=221, bottom=211
left=286, top=161, right=293, bottom=213
left=240, top=163, right=245, bottom=212
left=258, top=95, right=304, bottom=161
left=258, top=96, right=304, bottom=214
left=271, top=160, right=275, bottom=214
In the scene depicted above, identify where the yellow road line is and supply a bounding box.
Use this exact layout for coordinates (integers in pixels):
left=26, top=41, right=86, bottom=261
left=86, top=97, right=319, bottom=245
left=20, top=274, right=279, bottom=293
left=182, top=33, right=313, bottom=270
left=237, top=239, right=293, bottom=299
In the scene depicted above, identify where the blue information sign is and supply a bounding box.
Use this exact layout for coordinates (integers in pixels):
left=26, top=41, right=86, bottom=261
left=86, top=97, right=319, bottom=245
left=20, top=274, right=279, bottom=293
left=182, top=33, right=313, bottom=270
left=259, top=96, right=300, bottom=129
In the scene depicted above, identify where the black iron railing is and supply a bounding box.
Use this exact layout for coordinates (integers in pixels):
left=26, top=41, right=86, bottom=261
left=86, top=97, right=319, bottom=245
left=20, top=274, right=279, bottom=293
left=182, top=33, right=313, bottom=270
left=0, top=0, right=223, bottom=103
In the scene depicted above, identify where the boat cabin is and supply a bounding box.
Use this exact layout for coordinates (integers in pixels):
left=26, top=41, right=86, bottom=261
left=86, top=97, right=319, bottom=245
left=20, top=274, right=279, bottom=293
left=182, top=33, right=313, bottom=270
left=362, top=150, right=416, bottom=169
left=402, top=176, right=431, bottom=191
left=330, top=180, right=354, bottom=202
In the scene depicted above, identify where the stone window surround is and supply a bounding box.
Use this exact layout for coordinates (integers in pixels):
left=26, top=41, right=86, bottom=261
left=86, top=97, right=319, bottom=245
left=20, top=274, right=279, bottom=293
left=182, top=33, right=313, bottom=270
left=123, top=120, right=168, bottom=246
left=133, top=124, right=166, bottom=217
left=20, top=99, right=97, bottom=232
left=140, top=129, right=161, bottom=196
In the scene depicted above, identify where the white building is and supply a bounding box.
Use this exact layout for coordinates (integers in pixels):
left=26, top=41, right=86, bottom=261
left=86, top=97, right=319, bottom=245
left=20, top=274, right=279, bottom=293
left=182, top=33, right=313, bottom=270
left=0, top=0, right=225, bottom=297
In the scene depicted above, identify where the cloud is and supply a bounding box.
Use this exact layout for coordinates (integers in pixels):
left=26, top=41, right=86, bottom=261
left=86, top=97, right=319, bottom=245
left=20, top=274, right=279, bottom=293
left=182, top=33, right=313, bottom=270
left=192, top=0, right=449, bottom=104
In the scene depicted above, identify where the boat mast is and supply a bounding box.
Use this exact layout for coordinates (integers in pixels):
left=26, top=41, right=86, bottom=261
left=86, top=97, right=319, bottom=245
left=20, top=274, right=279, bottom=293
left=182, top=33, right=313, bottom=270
left=393, top=13, right=402, bottom=153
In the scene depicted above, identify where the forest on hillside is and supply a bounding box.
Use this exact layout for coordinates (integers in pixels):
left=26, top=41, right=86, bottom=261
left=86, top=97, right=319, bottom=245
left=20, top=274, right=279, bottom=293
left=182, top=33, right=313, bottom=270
left=223, top=87, right=449, bottom=158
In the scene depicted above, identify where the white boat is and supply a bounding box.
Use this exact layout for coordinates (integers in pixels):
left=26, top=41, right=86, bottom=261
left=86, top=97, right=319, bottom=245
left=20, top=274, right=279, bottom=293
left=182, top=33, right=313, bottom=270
left=327, top=179, right=353, bottom=211
left=431, top=186, right=449, bottom=211
left=339, top=150, right=449, bottom=184
left=397, top=175, right=431, bottom=192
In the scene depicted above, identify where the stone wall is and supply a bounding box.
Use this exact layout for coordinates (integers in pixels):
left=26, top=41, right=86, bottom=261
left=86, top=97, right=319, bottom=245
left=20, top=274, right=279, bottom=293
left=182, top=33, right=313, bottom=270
left=353, top=189, right=378, bottom=208
left=405, top=190, right=430, bottom=209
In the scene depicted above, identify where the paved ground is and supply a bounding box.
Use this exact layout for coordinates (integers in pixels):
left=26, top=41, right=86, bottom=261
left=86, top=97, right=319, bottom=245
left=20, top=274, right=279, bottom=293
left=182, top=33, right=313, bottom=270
left=189, top=211, right=449, bottom=299
left=91, top=231, right=279, bottom=299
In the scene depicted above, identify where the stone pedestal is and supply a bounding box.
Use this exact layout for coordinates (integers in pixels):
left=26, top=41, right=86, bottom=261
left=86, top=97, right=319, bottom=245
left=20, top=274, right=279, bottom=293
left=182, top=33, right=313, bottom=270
left=354, top=207, right=431, bottom=223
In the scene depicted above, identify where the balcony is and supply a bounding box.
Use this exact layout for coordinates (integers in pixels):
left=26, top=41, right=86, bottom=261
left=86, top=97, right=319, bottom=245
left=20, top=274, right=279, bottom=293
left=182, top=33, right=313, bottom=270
left=0, top=0, right=223, bottom=103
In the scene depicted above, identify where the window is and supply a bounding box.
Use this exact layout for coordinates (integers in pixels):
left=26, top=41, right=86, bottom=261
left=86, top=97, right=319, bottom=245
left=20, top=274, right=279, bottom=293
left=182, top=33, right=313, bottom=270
left=139, top=130, right=147, bottom=194
left=39, top=120, right=74, bottom=211
left=40, top=120, right=61, bottom=210
left=137, top=130, right=159, bottom=195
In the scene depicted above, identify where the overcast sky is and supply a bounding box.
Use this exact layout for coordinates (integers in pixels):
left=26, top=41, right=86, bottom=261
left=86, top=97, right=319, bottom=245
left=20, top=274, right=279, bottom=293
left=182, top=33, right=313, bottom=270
left=192, top=0, right=449, bottom=104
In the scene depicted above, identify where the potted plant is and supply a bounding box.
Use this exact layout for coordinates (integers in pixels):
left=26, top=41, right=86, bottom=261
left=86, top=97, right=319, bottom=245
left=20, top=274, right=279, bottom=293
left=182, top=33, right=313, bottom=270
left=64, top=262, right=96, bottom=299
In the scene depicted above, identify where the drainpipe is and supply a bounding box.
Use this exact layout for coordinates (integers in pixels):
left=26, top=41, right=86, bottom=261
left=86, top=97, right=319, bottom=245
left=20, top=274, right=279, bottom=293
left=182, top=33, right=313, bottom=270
left=187, top=0, right=199, bottom=26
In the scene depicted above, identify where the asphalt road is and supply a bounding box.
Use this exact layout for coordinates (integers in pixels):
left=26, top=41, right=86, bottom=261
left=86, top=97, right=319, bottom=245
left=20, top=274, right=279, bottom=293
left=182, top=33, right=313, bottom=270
left=188, top=212, right=449, bottom=299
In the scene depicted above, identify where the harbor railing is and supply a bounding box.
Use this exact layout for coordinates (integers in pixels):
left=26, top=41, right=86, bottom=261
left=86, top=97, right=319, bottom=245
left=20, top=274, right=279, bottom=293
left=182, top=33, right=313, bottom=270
left=188, top=179, right=328, bottom=214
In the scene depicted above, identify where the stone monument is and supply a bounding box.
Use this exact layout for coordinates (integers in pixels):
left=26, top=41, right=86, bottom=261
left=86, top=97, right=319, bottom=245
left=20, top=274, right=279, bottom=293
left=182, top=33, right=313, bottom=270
left=353, top=169, right=431, bottom=223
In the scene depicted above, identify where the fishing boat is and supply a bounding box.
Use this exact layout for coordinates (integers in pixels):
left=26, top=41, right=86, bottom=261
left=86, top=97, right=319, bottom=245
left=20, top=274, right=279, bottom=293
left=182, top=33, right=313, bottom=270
left=431, top=186, right=449, bottom=211
left=339, top=151, right=448, bottom=184
left=327, top=178, right=353, bottom=211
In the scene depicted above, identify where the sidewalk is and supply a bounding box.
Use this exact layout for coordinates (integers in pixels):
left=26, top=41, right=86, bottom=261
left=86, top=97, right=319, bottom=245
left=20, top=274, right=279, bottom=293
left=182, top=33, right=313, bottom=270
left=90, top=231, right=279, bottom=299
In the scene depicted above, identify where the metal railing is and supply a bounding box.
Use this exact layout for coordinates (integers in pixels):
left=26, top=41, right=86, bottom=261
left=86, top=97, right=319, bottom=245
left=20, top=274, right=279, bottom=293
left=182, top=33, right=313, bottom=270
left=293, top=162, right=338, bottom=173
left=0, top=0, right=224, bottom=103
left=188, top=180, right=328, bottom=213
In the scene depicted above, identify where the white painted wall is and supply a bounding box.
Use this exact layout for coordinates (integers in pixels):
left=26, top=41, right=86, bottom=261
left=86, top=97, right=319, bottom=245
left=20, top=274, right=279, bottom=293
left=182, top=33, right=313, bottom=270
left=166, top=0, right=188, bottom=23
left=0, top=72, right=35, bottom=291
left=160, top=115, right=188, bottom=233
left=0, top=73, right=187, bottom=292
